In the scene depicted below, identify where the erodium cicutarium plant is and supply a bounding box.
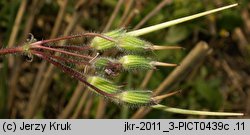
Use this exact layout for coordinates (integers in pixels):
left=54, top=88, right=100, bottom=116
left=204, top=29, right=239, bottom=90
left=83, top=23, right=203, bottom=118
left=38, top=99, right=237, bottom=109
left=0, top=4, right=244, bottom=116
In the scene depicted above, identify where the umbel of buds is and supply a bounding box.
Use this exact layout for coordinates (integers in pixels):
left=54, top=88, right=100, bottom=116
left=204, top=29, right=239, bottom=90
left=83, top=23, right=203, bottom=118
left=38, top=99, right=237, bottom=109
left=1, top=4, right=243, bottom=116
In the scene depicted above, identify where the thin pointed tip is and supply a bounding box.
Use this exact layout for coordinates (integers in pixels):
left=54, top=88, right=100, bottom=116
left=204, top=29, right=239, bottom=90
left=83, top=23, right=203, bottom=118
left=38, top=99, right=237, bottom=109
left=151, top=45, right=185, bottom=50
left=154, top=89, right=182, bottom=101
left=128, top=3, right=239, bottom=36
left=232, top=3, right=238, bottom=6
left=153, top=61, right=178, bottom=67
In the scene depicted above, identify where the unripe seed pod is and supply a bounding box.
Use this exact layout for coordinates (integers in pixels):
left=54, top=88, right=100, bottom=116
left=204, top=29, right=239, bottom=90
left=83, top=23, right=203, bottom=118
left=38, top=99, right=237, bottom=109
left=118, top=35, right=152, bottom=53
left=93, top=57, right=111, bottom=70
left=119, top=55, right=154, bottom=70
left=93, top=57, right=123, bottom=76
left=90, top=29, right=125, bottom=51
left=87, top=76, right=119, bottom=94
left=116, top=90, right=155, bottom=106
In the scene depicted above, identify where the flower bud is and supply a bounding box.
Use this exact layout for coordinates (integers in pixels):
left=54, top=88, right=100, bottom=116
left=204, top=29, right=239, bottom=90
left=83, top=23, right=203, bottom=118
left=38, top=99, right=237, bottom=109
left=118, top=35, right=152, bottom=53
left=90, top=29, right=125, bottom=51
left=118, top=55, right=154, bottom=70
left=87, top=76, right=119, bottom=94
left=116, top=90, right=155, bottom=106
left=93, top=57, right=111, bottom=70
left=93, top=57, right=123, bottom=76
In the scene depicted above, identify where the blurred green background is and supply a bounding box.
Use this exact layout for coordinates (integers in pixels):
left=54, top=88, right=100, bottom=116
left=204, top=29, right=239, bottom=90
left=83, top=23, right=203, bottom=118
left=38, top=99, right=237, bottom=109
left=0, top=0, right=249, bottom=118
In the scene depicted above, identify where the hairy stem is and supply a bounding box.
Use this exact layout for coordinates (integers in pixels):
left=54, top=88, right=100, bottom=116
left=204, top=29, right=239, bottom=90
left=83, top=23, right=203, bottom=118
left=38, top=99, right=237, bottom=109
left=31, top=45, right=92, bottom=59
left=43, top=45, right=91, bottom=51
left=0, top=47, right=23, bottom=55
left=34, top=33, right=116, bottom=45
left=33, top=52, right=115, bottom=98
left=31, top=50, right=90, bottom=65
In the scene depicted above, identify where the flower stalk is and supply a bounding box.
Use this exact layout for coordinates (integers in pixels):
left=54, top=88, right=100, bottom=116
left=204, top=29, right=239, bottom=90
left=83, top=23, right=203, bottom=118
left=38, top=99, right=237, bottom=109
left=0, top=47, right=23, bottom=55
left=33, top=51, right=115, bottom=97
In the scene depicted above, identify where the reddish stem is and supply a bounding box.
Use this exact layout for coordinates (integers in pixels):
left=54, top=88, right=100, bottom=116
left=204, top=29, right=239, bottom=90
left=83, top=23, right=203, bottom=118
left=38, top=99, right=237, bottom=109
left=34, top=32, right=116, bottom=45
left=31, top=45, right=92, bottom=60
left=43, top=45, right=91, bottom=51
left=33, top=52, right=115, bottom=98
left=31, top=50, right=91, bottom=65
left=0, top=47, right=23, bottom=55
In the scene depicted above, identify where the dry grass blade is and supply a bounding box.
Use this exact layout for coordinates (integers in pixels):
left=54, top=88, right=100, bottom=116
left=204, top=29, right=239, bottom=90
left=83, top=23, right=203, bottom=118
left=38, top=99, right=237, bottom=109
left=7, top=0, right=27, bottom=48
left=133, top=0, right=172, bottom=30
left=25, top=0, right=87, bottom=118
left=103, top=0, right=124, bottom=32
left=6, top=0, right=27, bottom=113
left=8, top=0, right=44, bottom=118
left=31, top=0, right=69, bottom=100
